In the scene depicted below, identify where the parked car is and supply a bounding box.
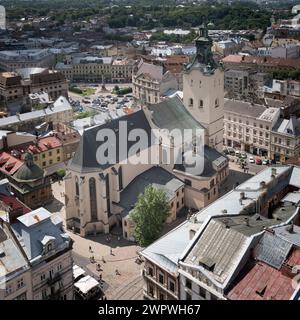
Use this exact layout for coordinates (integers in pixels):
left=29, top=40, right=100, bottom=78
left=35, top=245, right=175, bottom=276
left=228, top=147, right=235, bottom=155
left=256, top=158, right=262, bottom=165
left=249, top=156, right=255, bottom=163
left=241, top=152, right=247, bottom=159
left=262, top=159, right=270, bottom=165
left=223, top=148, right=229, bottom=155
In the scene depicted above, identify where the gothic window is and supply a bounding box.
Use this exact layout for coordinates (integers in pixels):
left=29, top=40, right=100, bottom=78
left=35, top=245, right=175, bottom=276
left=106, top=175, right=111, bottom=217
left=189, top=98, right=193, bottom=107
left=215, top=98, right=219, bottom=108
left=118, top=166, right=123, bottom=191
left=75, top=176, right=79, bottom=197
left=199, top=100, right=203, bottom=108
left=89, top=177, right=98, bottom=221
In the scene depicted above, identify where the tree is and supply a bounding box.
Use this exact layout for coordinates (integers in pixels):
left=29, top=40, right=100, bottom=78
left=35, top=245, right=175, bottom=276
left=131, top=185, right=170, bottom=247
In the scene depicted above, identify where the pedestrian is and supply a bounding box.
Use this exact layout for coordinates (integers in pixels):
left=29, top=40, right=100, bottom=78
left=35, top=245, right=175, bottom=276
left=115, top=269, right=120, bottom=275
left=89, top=245, right=92, bottom=252
left=110, top=248, right=113, bottom=255
left=99, top=273, right=102, bottom=281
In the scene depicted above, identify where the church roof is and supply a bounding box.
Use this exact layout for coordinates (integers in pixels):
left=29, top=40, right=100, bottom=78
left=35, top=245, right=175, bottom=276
left=69, top=109, right=152, bottom=173
left=147, top=96, right=204, bottom=132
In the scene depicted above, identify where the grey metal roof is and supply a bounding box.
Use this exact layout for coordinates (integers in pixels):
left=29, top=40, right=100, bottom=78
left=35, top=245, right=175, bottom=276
left=147, top=96, right=204, bottom=133
left=11, top=208, right=71, bottom=262
left=255, top=231, right=293, bottom=269
left=17, top=208, right=51, bottom=227
left=136, top=61, right=163, bottom=80
left=282, top=192, right=300, bottom=204
left=0, top=96, right=72, bottom=127
left=119, top=167, right=184, bottom=218
left=174, top=145, right=226, bottom=177
left=273, top=224, right=300, bottom=248
left=69, top=110, right=152, bottom=173
left=141, top=220, right=195, bottom=274
left=224, top=99, right=266, bottom=118
left=272, top=117, right=300, bottom=136
left=184, top=219, right=250, bottom=284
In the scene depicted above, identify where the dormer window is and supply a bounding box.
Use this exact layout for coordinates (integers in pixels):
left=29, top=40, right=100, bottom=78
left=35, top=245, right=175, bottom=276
left=41, top=236, right=56, bottom=255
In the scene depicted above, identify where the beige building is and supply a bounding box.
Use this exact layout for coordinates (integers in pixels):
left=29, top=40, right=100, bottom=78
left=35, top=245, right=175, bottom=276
left=56, top=55, right=135, bottom=83
left=0, top=68, right=68, bottom=112
left=132, top=60, right=178, bottom=104
left=182, top=26, right=224, bottom=153
left=0, top=207, right=74, bottom=300
left=0, top=96, right=73, bottom=132
left=224, top=99, right=280, bottom=157
left=271, top=116, right=300, bottom=162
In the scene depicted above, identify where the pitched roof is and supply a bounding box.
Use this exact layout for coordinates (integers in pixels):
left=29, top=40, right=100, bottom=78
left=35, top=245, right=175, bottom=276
left=224, top=99, right=266, bottom=118
left=119, top=167, right=184, bottom=217
left=147, top=96, right=204, bottom=132
left=69, top=109, right=152, bottom=173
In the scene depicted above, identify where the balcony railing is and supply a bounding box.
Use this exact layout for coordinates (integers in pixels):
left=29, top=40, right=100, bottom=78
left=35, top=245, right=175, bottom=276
left=47, top=273, right=61, bottom=285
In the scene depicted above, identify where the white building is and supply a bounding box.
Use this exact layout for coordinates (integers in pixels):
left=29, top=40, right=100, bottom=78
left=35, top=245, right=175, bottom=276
left=224, top=99, right=280, bottom=157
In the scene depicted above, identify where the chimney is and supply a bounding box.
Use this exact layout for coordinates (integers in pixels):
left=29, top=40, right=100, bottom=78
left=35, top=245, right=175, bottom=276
left=260, top=181, right=266, bottom=189
left=244, top=217, right=250, bottom=227
left=271, top=168, right=277, bottom=178
left=2, top=135, right=8, bottom=150
left=189, top=228, right=196, bottom=240
left=286, top=222, right=294, bottom=234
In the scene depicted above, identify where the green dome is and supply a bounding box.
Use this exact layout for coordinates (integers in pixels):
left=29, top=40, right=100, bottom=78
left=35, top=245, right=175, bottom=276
left=13, top=153, right=44, bottom=182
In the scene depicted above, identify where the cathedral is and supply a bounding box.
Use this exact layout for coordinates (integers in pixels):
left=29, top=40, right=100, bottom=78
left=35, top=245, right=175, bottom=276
left=65, top=25, right=228, bottom=239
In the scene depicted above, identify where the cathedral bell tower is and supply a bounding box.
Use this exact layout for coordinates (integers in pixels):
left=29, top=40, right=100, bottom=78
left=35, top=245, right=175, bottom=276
left=183, top=24, right=224, bottom=152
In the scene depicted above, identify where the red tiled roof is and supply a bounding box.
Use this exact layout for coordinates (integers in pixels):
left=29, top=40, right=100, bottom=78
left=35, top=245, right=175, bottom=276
left=221, top=55, right=243, bottom=63
left=227, top=249, right=300, bottom=300
left=0, top=152, right=24, bottom=176
left=11, top=136, right=62, bottom=155
left=0, top=194, right=31, bottom=215
left=222, top=54, right=300, bottom=69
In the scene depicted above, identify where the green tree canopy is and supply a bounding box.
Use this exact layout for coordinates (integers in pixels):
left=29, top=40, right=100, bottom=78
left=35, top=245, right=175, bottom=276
left=131, top=185, right=170, bottom=247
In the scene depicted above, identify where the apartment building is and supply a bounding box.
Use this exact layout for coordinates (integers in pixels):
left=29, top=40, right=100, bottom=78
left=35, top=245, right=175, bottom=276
left=56, top=55, right=135, bottom=83
left=271, top=116, right=300, bottom=162
left=264, top=79, right=300, bottom=98
left=225, top=69, right=271, bottom=99
left=141, top=165, right=300, bottom=300
left=0, top=207, right=74, bottom=300
left=0, top=96, right=73, bottom=132
left=0, top=68, right=68, bottom=111
left=224, top=99, right=280, bottom=157
left=0, top=49, right=55, bottom=71
left=132, top=60, right=178, bottom=104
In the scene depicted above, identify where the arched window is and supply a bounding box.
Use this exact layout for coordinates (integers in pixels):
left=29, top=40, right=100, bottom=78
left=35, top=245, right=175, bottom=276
left=199, top=100, right=203, bottom=108
left=215, top=98, right=219, bottom=108
left=75, top=176, right=79, bottom=197
left=89, top=177, right=98, bottom=221
left=189, top=98, right=193, bottom=107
